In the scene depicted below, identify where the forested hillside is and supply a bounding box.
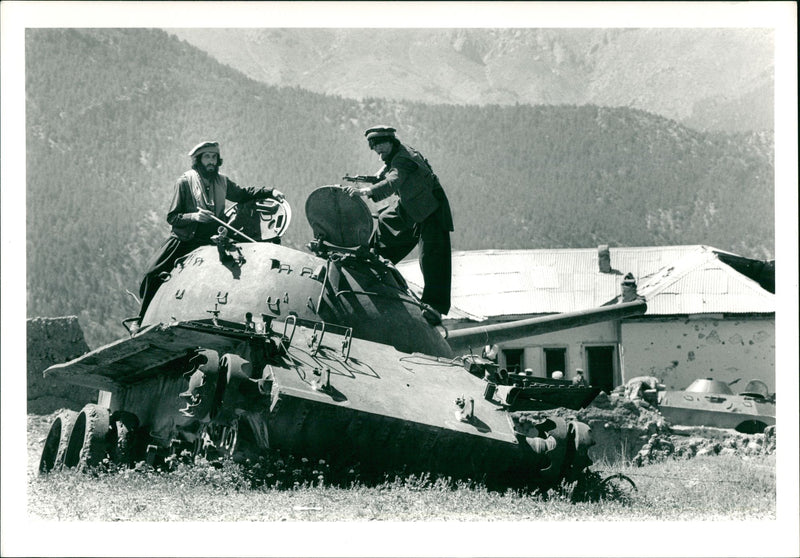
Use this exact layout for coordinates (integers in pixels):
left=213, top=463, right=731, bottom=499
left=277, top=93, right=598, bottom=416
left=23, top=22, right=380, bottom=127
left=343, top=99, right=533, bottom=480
left=26, top=29, right=773, bottom=347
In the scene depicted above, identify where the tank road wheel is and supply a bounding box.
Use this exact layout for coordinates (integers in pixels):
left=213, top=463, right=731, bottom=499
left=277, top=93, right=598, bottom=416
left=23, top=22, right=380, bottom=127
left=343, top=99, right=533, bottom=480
left=38, top=410, right=79, bottom=474
left=194, top=420, right=243, bottom=461
left=193, top=423, right=211, bottom=458
left=217, top=421, right=239, bottom=459
left=64, top=404, right=111, bottom=471
left=568, top=421, right=595, bottom=475
left=110, top=411, right=140, bottom=467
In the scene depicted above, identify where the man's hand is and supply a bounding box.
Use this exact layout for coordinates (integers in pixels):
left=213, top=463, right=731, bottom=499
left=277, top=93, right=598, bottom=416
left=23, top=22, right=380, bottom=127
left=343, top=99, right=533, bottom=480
left=256, top=188, right=285, bottom=202
left=193, top=208, right=215, bottom=223
left=343, top=186, right=371, bottom=198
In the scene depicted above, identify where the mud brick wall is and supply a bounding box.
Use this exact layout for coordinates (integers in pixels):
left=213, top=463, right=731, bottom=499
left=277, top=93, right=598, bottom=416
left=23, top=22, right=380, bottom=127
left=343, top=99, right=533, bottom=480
left=27, top=317, right=97, bottom=414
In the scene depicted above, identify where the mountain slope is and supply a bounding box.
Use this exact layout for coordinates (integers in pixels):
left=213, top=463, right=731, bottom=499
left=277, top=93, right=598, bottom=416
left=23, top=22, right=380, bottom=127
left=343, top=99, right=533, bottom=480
left=166, top=28, right=774, bottom=133
left=26, top=28, right=773, bottom=347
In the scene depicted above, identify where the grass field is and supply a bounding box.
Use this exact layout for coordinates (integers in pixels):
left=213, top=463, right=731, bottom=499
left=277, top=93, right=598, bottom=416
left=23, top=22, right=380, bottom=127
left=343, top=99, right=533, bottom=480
left=26, top=414, right=775, bottom=522
left=27, top=455, right=776, bottom=522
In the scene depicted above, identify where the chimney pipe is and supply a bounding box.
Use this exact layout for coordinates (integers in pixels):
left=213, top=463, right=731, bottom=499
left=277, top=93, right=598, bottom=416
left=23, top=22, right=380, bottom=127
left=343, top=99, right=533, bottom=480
left=598, top=245, right=611, bottom=273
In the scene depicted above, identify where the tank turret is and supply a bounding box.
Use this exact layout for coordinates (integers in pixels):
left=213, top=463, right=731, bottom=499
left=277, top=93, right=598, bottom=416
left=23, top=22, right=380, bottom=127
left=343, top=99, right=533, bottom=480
left=142, top=186, right=449, bottom=356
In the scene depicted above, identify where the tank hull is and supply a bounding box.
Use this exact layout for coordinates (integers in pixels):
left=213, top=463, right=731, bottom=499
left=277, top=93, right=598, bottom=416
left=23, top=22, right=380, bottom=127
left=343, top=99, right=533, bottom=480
left=44, top=319, right=590, bottom=486
left=658, top=389, right=775, bottom=433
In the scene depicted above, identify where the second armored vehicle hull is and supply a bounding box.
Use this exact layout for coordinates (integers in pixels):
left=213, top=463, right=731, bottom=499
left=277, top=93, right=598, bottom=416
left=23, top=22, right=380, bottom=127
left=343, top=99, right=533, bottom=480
left=658, top=378, right=775, bottom=434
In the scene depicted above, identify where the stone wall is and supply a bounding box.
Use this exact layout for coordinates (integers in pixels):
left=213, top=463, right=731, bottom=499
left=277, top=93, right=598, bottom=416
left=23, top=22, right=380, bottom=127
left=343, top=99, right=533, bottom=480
left=27, top=317, right=97, bottom=414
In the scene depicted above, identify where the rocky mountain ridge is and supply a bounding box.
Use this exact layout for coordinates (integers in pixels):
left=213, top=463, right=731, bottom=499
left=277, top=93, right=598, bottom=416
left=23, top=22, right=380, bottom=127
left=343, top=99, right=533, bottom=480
left=166, top=27, right=774, bottom=133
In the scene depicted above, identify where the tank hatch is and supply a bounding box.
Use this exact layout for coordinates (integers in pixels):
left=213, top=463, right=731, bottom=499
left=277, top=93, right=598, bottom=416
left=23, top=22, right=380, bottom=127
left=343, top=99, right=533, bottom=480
left=305, top=186, right=374, bottom=249
left=684, top=378, right=733, bottom=395
left=224, top=198, right=292, bottom=241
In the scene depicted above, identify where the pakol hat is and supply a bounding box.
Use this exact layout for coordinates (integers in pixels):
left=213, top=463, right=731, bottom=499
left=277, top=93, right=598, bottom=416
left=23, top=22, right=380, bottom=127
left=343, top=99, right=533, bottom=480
left=621, top=272, right=637, bottom=287
left=188, top=140, right=220, bottom=158
left=364, top=126, right=396, bottom=143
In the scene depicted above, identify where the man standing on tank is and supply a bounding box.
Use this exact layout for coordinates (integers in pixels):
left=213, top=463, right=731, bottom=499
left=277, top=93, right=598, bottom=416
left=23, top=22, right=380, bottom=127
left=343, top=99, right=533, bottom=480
left=344, top=126, right=453, bottom=324
left=135, top=141, right=284, bottom=327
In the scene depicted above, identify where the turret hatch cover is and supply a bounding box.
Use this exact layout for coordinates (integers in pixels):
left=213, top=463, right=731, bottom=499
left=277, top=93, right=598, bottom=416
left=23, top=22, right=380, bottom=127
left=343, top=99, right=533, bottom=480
left=305, top=185, right=374, bottom=249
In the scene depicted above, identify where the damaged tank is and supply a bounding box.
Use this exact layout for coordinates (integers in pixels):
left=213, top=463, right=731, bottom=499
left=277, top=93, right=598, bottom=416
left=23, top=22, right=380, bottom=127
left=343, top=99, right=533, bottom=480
left=38, top=186, right=647, bottom=489
left=657, top=377, right=776, bottom=434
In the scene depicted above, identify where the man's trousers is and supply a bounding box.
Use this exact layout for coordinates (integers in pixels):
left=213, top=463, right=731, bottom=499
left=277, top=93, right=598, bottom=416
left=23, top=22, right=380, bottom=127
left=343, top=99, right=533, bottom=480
left=374, top=203, right=452, bottom=315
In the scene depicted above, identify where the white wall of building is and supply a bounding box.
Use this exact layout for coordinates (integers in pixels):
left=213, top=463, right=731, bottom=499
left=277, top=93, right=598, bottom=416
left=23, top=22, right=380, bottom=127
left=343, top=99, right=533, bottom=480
left=620, top=316, right=775, bottom=391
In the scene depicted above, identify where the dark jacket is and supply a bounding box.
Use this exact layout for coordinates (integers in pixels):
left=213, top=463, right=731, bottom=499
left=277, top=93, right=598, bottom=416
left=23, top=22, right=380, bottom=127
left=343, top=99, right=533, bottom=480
left=368, top=143, right=454, bottom=231
left=167, top=170, right=274, bottom=241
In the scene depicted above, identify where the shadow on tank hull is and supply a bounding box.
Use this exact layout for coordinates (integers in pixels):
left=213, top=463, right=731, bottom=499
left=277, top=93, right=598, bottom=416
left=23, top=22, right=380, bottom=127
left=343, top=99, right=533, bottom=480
left=39, top=187, right=647, bottom=490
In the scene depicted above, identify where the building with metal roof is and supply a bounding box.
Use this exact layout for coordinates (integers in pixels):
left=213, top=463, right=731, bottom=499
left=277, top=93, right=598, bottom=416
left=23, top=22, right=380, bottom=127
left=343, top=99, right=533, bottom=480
left=397, top=245, right=775, bottom=393
left=398, top=245, right=774, bottom=319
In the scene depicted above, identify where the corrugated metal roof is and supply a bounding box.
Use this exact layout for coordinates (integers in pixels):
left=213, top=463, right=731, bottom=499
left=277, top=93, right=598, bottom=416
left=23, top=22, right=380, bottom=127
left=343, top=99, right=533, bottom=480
left=635, top=248, right=775, bottom=314
left=396, top=245, right=774, bottom=319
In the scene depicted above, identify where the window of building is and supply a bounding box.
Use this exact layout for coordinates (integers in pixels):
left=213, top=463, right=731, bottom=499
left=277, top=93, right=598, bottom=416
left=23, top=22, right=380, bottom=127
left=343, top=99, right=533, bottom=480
left=585, top=345, right=616, bottom=393
left=502, top=348, right=524, bottom=373
left=543, top=347, right=567, bottom=378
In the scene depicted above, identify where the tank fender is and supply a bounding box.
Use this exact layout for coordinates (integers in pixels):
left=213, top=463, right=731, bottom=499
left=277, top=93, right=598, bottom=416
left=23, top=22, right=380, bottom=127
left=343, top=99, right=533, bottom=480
left=213, top=353, right=274, bottom=422
left=563, top=421, right=595, bottom=482
left=570, top=421, right=594, bottom=456
left=512, top=415, right=567, bottom=478
left=530, top=417, right=571, bottom=483
left=178, top=349, right=221, bottom=421
left=513, top=415, right=593, bottom=484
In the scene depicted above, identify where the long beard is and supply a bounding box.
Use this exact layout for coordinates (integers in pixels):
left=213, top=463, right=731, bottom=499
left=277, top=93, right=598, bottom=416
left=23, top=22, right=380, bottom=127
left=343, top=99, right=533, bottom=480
left=198, top=164, right=219, bottom=179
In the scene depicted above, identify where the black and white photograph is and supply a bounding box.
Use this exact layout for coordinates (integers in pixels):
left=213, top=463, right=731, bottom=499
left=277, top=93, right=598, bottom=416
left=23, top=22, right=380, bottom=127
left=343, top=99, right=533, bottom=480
left=1, top=2, right=797, bottom=557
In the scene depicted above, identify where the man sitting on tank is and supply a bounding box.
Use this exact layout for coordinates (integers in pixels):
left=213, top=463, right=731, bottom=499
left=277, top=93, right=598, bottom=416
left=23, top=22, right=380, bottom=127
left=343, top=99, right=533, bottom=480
left=135, top=140, right=284, bottom=328
left=343, top=126, right=454, bottom=325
